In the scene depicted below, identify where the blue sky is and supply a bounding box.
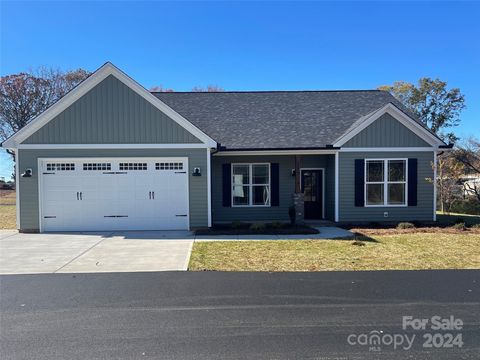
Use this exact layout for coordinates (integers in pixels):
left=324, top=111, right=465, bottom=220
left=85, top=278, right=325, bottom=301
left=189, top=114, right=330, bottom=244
left=1, top=1, right=479, bottom=179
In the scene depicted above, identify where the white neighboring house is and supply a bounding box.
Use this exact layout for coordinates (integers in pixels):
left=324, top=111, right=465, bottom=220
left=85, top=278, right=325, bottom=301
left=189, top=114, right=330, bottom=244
left=462, top=173, right=480, bottom=198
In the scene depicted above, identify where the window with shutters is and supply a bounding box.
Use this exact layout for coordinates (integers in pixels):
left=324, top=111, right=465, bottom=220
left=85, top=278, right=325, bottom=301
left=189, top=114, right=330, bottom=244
left=232, top=163, right=270, bottom=207
left=365, top=159, right=407, bottom=206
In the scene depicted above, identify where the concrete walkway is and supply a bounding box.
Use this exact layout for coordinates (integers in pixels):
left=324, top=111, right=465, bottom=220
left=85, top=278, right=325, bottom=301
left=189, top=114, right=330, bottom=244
left=195, top=226, right=354, bottom=241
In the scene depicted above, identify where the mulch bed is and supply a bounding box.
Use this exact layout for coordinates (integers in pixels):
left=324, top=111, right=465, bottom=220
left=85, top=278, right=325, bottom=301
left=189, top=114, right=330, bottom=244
left=195, top=224, right=319, bottom=236
left=350, top=227, right=480, bottom=236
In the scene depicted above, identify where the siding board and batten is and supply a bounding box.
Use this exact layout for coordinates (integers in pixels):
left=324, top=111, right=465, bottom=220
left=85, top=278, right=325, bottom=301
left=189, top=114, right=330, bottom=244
left=23, top=75, right=202, bottom=144
left=343, top=113, right=430, bottom=148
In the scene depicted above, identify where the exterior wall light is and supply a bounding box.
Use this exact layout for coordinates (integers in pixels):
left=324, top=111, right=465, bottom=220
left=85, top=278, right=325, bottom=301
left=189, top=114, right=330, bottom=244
left=192, top=167, right=201, bottom=176
left=21, top=168, right=33, bottom=178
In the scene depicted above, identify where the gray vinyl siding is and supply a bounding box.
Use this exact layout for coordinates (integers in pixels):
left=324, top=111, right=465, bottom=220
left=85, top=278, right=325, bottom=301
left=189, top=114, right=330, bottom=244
left=17, top=148, right=207, bottom=231
left=338, top=151, right=434, bottom=222
left=343, top=113, right=430, bottom=147
left=23, top=75, right=201, bottom=144
left=211, top=155, right=334, bottom=223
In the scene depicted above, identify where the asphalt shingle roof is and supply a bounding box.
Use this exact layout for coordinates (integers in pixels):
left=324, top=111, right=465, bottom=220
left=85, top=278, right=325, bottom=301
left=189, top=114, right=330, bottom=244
left=153, top=90, right=416, bottom=150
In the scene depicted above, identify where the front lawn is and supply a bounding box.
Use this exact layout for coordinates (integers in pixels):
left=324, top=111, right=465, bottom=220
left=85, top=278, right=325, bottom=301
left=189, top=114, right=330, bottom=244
left=189, top=233, right=480, bottom=271
left=0, top=190, right=16, bottom=229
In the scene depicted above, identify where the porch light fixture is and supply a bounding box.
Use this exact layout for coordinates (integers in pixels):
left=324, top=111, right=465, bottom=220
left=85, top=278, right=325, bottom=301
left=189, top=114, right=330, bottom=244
left=21, top=168, right=33, bottom=178
left=192, top=167, right=201, bottom=176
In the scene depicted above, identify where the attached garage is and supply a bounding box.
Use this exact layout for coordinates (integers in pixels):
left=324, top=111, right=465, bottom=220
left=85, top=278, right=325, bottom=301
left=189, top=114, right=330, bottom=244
left=39, top=158, right=189, bottom=231
left=3, top=63, right=216, bottom=232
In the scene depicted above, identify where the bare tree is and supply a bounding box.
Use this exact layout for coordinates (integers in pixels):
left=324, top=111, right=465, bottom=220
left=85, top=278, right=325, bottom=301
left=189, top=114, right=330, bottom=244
left=435, top=153, right=464, bottom=213
left=191, top=85, right=224, bottom=92
left=455, top=137, right=480, bottom=202
left=0, top=67, right=91, bottom=143
left=149, top=85, right=174, bottom=92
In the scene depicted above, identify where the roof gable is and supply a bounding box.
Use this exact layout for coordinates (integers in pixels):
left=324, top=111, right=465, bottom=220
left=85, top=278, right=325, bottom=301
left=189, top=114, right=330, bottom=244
left=2, top=63, right=216, bottom=148
left=22, top=75, right=202, bottom=145
left=343, top=112, right=431, bottom=147
left=333, top=103, right=445, bottom=148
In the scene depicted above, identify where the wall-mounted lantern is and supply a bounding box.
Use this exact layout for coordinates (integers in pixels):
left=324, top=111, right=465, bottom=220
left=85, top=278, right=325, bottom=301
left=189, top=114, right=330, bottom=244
left=192, top=167, right=201, bottom=176
left=21, top=168, right=33, bottom=178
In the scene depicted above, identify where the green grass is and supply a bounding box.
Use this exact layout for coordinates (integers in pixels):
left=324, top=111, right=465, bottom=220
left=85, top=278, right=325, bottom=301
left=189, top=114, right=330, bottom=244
left=0, top=190, right=16, bottom=229
left=0, top=205, right=16, bottom=229
left=189, top=233, right=480, bottom=271
left=436, top=211, right=480, bottom=226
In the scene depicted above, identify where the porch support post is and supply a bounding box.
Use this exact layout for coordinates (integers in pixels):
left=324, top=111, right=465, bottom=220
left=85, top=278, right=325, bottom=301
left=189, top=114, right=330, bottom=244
left=334, top=152, right=339, bottom=222
left=433, top=150, right=437, bottom=222
left=294, top=155, right=302, bottom=193
left=292, top=155, right=304, bottom=223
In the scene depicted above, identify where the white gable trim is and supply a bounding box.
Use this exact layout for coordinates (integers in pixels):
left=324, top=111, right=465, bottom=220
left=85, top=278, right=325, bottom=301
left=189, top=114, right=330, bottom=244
left=214, top=149, right=338, bottom=156
left=17, top=143, right=209, bottom=150
left=2, top=62, right=217, bottom=149
left=333, top=103, right=445, bottom=148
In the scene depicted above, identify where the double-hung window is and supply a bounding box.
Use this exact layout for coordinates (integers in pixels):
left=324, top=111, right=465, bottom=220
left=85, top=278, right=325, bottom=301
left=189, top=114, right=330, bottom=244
left=232, top=164, right=270, bottom=207
left=365, top=159, right=407, bottom=206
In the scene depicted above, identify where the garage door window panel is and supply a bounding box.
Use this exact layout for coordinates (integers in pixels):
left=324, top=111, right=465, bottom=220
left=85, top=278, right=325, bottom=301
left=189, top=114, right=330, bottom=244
left=83, top=163, right=111, bottom=171
left=46, top=163, right=75, bottom=171
left=119, top=162, right=148, bottom=171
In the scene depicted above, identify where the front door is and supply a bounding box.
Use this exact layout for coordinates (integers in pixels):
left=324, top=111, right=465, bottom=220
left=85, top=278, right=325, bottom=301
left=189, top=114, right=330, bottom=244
left=301, top=170, right=323, bottom=219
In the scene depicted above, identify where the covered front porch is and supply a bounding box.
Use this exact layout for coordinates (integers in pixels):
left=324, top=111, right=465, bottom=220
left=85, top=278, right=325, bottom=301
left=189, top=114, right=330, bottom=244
left=211, top=152, right=337, bottom=224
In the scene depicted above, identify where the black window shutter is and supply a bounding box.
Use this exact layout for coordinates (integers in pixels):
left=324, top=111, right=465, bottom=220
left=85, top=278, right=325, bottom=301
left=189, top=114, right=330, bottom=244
left=271, top=163, right=280, bottom=206
left=222, top=163, right=231, bottom=207
left=355, top=159, right=365, bottom=207
left=408, top=158, right=418, bottom=206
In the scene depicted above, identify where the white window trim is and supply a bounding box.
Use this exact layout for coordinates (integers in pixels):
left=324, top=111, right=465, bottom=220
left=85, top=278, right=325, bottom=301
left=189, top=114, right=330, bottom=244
left=364, top=158, right=408, bottom=207
left=231, top=163, right=271, bottom=208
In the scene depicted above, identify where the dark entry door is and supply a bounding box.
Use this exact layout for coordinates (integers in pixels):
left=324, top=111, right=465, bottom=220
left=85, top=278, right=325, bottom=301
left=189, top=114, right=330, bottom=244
left=301, top=170, right=323, bottom=219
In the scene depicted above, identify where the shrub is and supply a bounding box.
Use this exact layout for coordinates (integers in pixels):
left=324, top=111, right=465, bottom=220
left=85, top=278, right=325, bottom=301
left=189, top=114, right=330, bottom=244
left=288, top=205, right=296, bottom=225
left=450, top=198, right=480, bottom=215
left=231, top=221, right=243, bottom=229
left=352, top=240, right=366, bottom=246
left=397, top=222, right=415, bottom=230
left=250, top=223, right=266, bottom=231
left=472, top=224, right=480, bottom=229
left=270, top=221, right=283, bottom=229
left=451, top=222, right=467, bottom=231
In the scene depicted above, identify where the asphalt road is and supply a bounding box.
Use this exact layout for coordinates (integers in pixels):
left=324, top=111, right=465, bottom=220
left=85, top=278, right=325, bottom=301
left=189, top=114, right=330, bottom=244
left=1, top=270, right=479, bottom=360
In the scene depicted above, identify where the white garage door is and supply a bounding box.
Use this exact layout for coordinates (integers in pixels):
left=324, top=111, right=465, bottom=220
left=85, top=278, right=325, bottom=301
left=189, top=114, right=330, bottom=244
left=39, top=158, right=189, bottom=232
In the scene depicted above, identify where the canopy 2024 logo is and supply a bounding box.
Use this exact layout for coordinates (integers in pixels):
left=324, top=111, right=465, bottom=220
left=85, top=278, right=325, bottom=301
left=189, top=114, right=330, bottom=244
left=347, top=315, right=464, bottom=352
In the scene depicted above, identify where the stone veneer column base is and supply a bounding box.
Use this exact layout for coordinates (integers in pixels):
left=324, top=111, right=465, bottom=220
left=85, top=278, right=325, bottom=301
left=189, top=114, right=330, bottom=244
left=292, top=193, right=305, bottom=224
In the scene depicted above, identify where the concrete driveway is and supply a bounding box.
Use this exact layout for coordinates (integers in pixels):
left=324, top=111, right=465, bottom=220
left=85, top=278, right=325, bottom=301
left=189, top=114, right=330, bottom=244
left=0, top=230, right=194, bottom=274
